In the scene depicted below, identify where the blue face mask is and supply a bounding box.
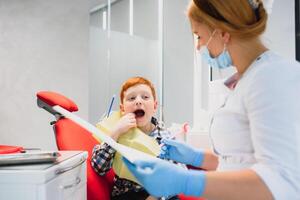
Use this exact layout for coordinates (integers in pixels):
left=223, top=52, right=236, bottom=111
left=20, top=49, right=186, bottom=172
left=200, top=30, right=233, bottom=69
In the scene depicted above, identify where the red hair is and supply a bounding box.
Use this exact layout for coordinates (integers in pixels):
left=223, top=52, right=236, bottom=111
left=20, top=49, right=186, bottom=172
left=120, top=77, right=156, bottom=103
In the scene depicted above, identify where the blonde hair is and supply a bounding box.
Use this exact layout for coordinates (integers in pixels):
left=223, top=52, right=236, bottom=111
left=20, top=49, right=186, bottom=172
left=187, top=0, right=268, bottom=39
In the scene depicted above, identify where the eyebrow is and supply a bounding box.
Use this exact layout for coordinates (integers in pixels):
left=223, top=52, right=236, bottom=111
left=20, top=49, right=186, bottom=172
left=126, top=91, right=150, bottom=96
left=125, top=92, right=136, bottom=97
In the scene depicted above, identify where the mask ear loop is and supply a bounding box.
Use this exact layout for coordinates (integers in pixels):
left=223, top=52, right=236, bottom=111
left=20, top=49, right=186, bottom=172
left=206, top=29, right=217, bottom=48
left=217, top=42, right=228, bottom=77
left=223, top=42, right=229, bottom=53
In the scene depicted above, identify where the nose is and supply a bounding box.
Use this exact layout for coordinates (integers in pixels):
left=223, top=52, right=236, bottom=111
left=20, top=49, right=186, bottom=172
left=135, top=96, right=142, bottom=106
left=135, top=101, right=142, bottom=106
left=196, top=42, right=201, bottom=51
left=196, top=40, right=206, bottom=51
left=196, top=40, right=204, bottom=51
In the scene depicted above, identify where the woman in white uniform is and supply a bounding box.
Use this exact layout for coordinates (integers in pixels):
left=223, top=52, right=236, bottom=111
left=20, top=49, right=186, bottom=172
left=123, top=0, right=300, bottom=199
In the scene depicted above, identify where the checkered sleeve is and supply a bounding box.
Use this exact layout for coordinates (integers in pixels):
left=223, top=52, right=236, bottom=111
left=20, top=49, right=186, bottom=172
left=91, top=142, right=116, bottom=176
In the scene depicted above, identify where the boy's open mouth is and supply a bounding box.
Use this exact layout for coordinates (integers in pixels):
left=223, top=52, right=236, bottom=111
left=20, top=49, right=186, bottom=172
left=134, top=109, right=145, bottom=118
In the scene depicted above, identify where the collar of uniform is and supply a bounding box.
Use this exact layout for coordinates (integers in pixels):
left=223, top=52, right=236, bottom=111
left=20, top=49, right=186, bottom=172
left=223, top=50, right=271, bottom=90
left=224, top=73, right=240, bottom=90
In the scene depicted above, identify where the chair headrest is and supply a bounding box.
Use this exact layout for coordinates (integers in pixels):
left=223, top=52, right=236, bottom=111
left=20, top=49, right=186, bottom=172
left=37, top=91, right=78, bottom=112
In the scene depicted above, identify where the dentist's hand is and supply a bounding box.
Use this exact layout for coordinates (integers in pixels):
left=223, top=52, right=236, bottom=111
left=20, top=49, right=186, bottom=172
left=123, top=157, right=206, bottom=197
left=159, top=139, right=204, bottom=167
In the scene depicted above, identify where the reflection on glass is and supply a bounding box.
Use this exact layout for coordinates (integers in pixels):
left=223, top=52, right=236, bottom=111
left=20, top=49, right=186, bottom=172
left=102, top=11, right=107, bottom=30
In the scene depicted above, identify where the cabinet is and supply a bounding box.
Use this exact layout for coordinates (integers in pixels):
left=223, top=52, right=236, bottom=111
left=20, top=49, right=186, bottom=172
left=0, top=151, right=87, bottom=200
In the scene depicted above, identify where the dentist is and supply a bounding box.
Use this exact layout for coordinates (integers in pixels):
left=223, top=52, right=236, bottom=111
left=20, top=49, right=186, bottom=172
left=123, top=0, right=300, bottom=199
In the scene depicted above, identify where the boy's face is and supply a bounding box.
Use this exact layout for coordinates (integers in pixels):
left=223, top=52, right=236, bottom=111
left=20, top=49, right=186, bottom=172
left=120, top=84, right=157, bottom=128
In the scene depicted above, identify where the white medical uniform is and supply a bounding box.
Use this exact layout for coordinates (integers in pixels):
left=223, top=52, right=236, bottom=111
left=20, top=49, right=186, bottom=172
left=209, top=51, right=300, bottom=199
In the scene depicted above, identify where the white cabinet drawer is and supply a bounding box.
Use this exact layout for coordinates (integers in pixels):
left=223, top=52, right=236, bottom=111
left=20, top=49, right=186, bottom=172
left=39, top=155, right=87, bottom=200
left=0, top=151, right=87, bottom=200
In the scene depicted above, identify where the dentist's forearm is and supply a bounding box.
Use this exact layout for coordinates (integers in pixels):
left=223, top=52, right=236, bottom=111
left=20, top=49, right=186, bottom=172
left=200, top=150, right=218, bottom=171
left=202, top=170, right=273, bottom=200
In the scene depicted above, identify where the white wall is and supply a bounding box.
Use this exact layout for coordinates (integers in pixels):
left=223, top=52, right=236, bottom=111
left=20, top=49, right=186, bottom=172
left=264, top=0, right=295, bottom=60
left=0, top=0, right=89, bottom=150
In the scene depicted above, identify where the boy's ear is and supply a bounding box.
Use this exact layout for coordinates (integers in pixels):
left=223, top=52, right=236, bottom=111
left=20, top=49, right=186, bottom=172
left=120, top=104, right=125, bottom=113
left=154, top=100, right=158, bottom=111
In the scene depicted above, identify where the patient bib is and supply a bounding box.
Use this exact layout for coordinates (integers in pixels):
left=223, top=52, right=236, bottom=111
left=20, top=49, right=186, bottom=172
left=96, top=111, right=160, bottom=183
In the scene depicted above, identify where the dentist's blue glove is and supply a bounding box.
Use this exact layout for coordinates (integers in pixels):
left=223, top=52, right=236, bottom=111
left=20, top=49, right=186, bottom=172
left=123, top=157, right=206, bottom=197
left=159, top=139, right=204, bottom=167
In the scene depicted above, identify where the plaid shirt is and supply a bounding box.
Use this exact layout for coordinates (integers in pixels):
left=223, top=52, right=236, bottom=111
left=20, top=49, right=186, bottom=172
left=91, top=126, right=178, bottom=199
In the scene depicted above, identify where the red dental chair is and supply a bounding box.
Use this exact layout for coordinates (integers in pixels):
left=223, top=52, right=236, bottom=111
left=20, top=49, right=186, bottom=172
left=36, top=91, right=203, bottom=200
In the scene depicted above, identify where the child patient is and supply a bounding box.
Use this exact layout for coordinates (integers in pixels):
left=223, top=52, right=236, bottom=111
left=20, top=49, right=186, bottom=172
left=91, top=77, right=179, bottom=200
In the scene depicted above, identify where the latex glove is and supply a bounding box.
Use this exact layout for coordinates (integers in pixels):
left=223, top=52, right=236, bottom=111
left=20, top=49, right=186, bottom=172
left=111, top=113, right=136, bottom=140
left=159, top=139, right=204, bottom=167
left=123, top=157, right=206, bottom=197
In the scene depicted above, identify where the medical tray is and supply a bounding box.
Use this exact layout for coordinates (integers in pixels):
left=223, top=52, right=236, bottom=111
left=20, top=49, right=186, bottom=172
left=0, top=152, right=60, bottom=165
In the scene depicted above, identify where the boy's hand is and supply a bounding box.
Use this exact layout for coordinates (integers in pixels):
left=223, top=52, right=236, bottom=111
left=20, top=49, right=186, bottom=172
left=110, top=113, right=136, bottom=140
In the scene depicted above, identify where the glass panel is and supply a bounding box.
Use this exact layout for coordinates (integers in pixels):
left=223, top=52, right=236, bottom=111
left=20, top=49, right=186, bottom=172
left=162, top=0, right=194, bottom=127
left=296, top=0, right=300, bottom=61
left=110, top=0, right=130, bottom=34
left=89, top=0, right=161, bottom=124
